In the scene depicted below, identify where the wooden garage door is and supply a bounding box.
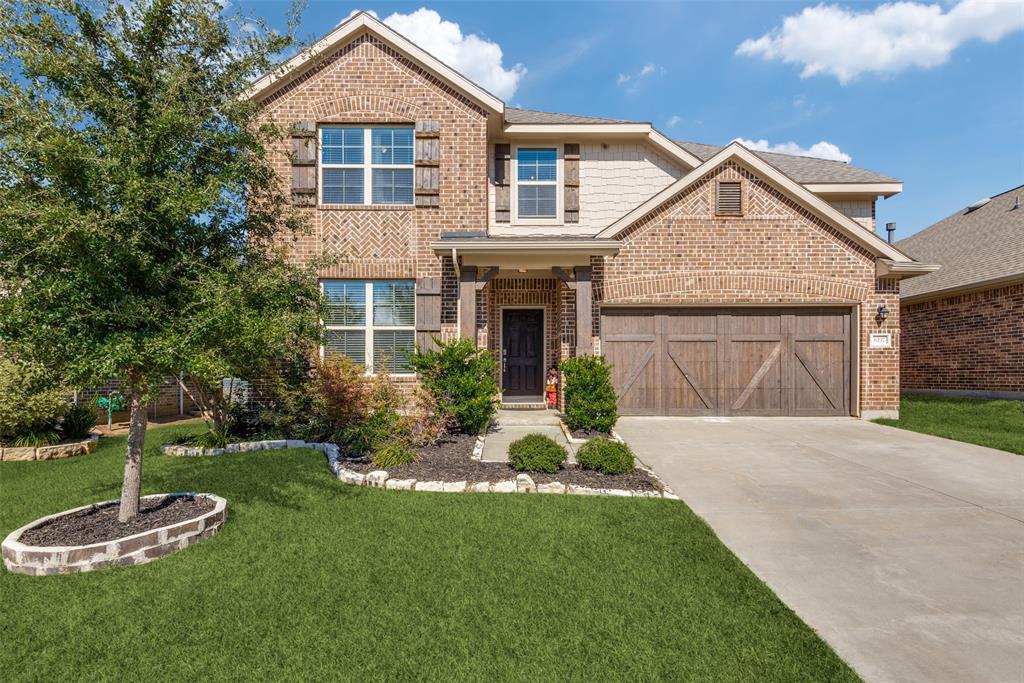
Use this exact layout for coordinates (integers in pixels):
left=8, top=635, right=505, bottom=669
left=602, top=308, right=852, bottom=416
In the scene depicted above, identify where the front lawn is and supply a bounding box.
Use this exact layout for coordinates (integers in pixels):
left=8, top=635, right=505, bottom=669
left=875, top=393, right=1024, bottom=455
left=1, top=425, right=858, bottom=681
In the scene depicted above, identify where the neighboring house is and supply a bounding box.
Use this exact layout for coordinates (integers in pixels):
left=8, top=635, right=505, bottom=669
left=897, top=186, right=1024, bottom=398
left=248, top=12, right=937, bottom=419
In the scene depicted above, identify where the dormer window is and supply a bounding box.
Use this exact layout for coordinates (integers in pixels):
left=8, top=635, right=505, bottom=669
left=517, top=148, right=557, bottom=218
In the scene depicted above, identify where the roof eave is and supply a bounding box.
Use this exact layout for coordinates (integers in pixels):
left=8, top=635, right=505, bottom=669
left=901, top=273, right=1024, bottom=303
left=500, top=123, right=702, bottom=169
left=806, top=182, right=903, bottom=198
left=875, top=259, right=941, bottom=279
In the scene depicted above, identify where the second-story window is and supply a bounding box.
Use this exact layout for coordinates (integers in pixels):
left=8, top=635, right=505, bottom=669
left=320, top=126, right=414, bottom=206
left=517, top=148, right=557, bottom=218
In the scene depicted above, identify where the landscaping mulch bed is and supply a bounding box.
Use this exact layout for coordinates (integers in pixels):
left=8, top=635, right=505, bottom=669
left=568, top=427, right=612, bottom=441
left=338, top=433, right=662, bottom=492
left=19, top=495, right=215, bottom=547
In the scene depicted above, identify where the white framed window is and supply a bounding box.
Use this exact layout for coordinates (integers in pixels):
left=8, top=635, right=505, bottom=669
left=514, top=147, right=559, bottom=221
left=320, top=127, right=414, bottom=205
left=322, top=280, right=416, bottom=374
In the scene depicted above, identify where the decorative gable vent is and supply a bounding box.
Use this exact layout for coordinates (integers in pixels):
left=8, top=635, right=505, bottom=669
left=716, top=181, right=742, bottom=216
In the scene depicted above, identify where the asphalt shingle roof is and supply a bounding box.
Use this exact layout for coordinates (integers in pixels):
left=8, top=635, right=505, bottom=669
left=504, top=108, right=638, bottom=125
left=675, top=141, right=900, bottom=185
left=501, top=109, right=899, bottom=184
left=896, top=185, right=1024, bottom=299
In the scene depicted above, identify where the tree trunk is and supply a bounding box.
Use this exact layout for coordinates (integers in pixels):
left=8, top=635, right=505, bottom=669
left=118, top=390, right=147, bottom=522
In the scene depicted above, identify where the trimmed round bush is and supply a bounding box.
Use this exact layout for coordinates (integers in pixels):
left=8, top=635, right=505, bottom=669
left=372, top=442, right=417, bottom=469
left=508, top=433, right=567, bottom=473
left=576, top=438, right=635, bottom=475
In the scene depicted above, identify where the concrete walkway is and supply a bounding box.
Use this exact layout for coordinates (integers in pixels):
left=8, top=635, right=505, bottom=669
left=615, top=417, right=1024, bottom=683
left=480, top=409, right=576, bottom=462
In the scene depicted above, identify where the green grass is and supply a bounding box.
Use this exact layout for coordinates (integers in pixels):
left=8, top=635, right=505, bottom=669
left=875, top=394, right=1024, bottom=455
left=1, top=424, right=859, bottom=682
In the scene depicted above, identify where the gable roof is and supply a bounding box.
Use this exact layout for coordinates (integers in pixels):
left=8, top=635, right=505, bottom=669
left=676, top=141, right=899, bottom=185
left=596, top=142, right=914, bottom=263
left=896, top=185, right=1024, bottom=300
left=245, top=12, right=504, bottom=112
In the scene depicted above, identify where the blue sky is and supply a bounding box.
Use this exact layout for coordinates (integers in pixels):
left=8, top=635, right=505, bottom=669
left=248, top=1, right=1024, bottom=239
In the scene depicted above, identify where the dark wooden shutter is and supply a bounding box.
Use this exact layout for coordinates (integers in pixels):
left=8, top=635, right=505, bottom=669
left=493, top=143, right=511, bottom=223
left=414, top=121, right=440, bottom=207
left=290, top=120, right=317, bottom=206
left=564, top=143, right=580, bottom=223
left=415, top=276, right=442, bottom=352
left=716, top=181, right=742, bottom=216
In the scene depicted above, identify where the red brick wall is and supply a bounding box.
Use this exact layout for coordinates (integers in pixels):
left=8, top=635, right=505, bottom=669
left=594, top=161, right=901, bottom=415
left=901, top=282, right=1024, bottom=393
left=257, top=32, right=490, bottom=344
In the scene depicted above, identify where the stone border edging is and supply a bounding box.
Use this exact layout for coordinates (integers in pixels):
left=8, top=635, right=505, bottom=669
left=0, top=433, right=101, bottom=462
left=161, top=436, right=680, bottom=501
left=2, top=492, right=227, bottom=576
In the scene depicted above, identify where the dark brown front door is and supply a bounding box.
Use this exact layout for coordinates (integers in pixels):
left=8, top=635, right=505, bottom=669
left=502, top=309, right=544, bottom=397
left=602, top=307, right=852, bottom=416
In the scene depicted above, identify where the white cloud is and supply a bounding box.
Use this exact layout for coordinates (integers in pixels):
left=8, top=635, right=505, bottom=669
left=380, top=8, right=526, bottom=99
left=616, top=62, right=664, bottom=91
left=666, top=115, right=683, bottom=128
left=734, top=138, right=852, bottom=163
left=736, top=0, right=1024, bottom=83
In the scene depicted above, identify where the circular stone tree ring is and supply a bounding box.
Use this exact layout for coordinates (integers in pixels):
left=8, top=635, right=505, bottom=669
left=1, top=493, right=227, bottom=576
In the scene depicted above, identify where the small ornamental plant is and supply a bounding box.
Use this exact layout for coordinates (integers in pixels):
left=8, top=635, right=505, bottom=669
left=576, top=438, right=635, bottom=475
left=560, top=355, right=618, bottom=434
left=508, top=434, right=567, bottom=474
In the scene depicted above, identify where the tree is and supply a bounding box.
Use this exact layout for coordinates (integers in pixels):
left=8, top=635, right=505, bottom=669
left=0, top=0, right=315, bottom=520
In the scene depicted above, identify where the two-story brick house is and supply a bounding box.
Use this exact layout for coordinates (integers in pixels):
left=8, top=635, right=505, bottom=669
left=248, top=12, right=936, bottom=419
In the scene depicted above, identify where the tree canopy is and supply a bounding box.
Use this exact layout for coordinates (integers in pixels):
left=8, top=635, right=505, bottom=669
left=0, top=0, right=319, bottom=519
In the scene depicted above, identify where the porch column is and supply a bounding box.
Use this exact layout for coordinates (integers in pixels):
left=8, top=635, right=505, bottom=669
left=574, top=266, right=593, bottom=357
left=459, top=265, right=477, bottom=341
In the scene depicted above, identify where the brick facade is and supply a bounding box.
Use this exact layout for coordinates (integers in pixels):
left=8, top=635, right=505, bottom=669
left=594, top=161, right=901, bottom=416
left=258, top=33, right=490, bottom=342
left=253, top=26, right=904, bottom=417
left=901, top=282, right=1024, bottom=393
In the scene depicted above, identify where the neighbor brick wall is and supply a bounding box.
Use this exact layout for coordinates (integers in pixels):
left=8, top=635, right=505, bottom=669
left=901, top=282, right=1024, bottom=393
left=257, top=31, right=489, bottom=327
left=594, top=160, right=901, bottom=415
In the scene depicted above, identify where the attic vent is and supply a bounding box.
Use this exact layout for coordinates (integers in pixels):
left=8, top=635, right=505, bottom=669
left=964, top=197, right=991, bottom=213
left=716, top=181, right=742, bottom=215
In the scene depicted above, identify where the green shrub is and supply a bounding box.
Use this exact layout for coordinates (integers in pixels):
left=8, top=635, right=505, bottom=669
left=11, top=428, right=60, bottom=447
left=560, top=355, right=618, bottom=433
left=372, top=442, right=418, bottom=469
left=0, top=357, right=67, bottom=445
left=508, top=434, right=567, bottom=473
left=576, top=438, right=635, bottom=475
left=410, top=337, right=498, bottom=434
left=60, top=403, right=97, bottom=439
left=193, top=429, right=228, bottom=449
left=338, top=373, right=410, bottom=456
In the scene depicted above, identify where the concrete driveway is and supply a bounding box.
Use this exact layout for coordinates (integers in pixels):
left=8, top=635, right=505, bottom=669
left=615, top=417, right=1024, bottom=683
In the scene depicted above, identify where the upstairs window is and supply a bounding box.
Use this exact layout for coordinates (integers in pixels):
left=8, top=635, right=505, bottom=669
left=517, top=148, right=557, bottom=218
left=320, top=127, right=414, bottom=205
left=322, top=280, right=415, bottom=374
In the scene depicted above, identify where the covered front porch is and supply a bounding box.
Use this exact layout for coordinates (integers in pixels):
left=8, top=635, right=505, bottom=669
left=432, top=234, right=620, bottom=407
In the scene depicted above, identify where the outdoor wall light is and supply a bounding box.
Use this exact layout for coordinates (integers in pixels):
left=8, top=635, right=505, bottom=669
left=876, top=304, right=890, bottom=321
